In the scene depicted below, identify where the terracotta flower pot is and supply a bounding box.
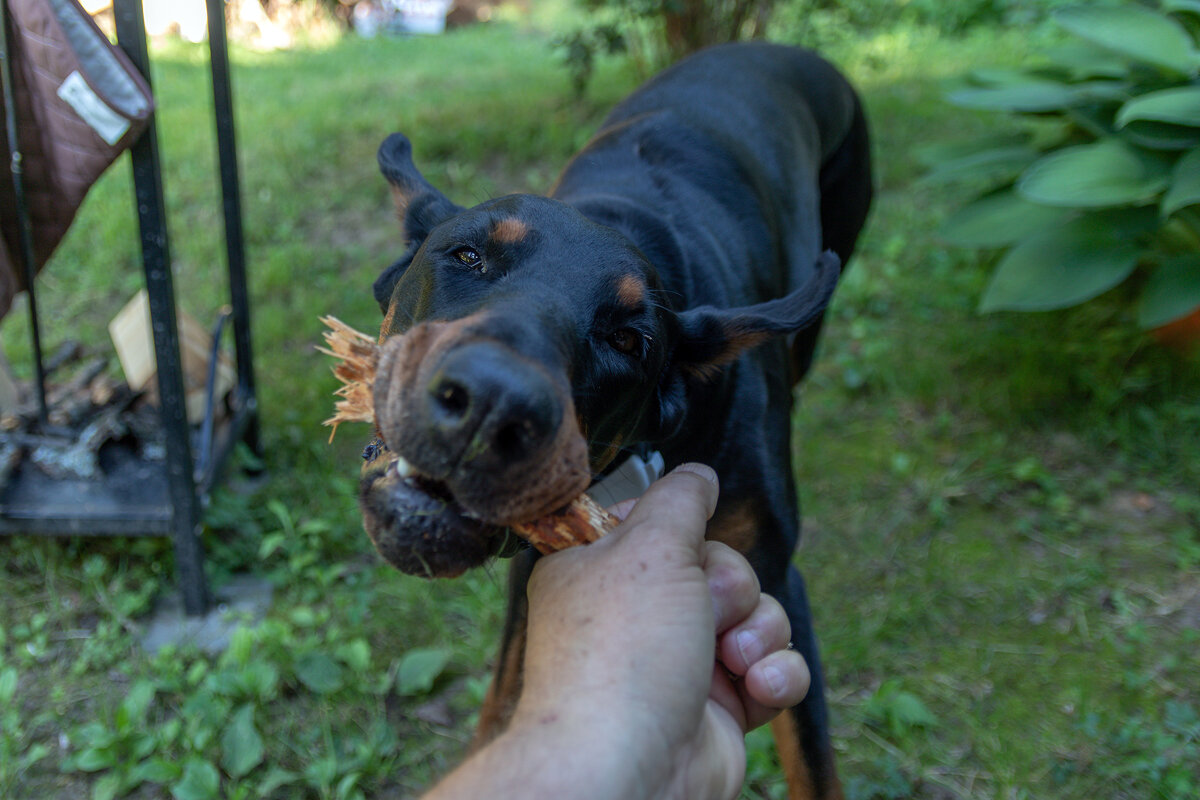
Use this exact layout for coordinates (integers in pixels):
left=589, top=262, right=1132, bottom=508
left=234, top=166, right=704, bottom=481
left=1152, top=306, right=1200, bottom=351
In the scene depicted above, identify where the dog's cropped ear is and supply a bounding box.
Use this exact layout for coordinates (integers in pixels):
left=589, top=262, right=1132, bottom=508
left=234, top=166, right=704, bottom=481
left=374, top=134, right=464, bottom=312
left=651, top=251, right=841, bottom=441
left=378, top=133, right=463, bottom=247
left=672, top=250, right=842, bottom=380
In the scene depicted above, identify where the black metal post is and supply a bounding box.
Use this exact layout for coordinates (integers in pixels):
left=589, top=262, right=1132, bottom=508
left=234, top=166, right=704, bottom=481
left=113, top=0, right=209, bottom=615
left=0, top=0, right=49, bottom=426
left=205, top=0, right=260, bottom=459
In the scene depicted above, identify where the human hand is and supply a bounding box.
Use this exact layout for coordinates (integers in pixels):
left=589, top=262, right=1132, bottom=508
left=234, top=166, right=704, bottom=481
left=511, top=463, right=810, bottom=800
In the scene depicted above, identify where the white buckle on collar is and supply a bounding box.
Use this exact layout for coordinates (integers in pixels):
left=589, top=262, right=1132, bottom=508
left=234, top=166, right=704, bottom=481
left=585, top=450, right=665, bottom=509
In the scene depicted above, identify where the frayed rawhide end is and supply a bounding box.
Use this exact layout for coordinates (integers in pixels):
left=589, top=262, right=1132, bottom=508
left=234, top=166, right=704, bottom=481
left=317, top=316, right=380, bottom=442
left=514, top=491, right=620, bottom=554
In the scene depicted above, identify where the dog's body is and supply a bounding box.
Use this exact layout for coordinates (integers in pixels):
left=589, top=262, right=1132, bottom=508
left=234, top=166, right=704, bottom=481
left=361, top=42, right=871, bottom=799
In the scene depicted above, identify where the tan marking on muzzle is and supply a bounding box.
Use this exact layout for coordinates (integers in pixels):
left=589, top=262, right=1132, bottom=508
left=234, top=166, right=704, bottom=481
left=372, top=315, right=591, bottom=525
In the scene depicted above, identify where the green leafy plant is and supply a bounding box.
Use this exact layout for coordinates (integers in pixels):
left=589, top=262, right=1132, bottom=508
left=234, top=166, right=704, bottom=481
left=1065, top=701, right=1200, bottom=797
left=554, top=24, right=627, bottom=97
left=861, top=680, right=939, bottom=740
left=60, top=680, right=182, bottom=800
left=0, top=659, right=50, bottom=795
left=395, top=647, right=452, bottom=696
left=557, top=0, right=775, bottom=94
left=929, top=2, right=1200, bottom=330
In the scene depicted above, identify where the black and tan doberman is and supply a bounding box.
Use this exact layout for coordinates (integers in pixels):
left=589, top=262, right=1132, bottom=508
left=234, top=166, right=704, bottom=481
left=357, top=42, right=872, bottom=799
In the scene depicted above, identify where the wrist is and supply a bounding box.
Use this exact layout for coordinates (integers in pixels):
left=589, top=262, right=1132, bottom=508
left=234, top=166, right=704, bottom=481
left=500, top=700, right=662, bottom=800
left=423, top=699, right=660, bottom=800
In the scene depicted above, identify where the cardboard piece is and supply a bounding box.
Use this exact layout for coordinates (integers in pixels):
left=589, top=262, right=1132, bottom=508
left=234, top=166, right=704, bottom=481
left=108, top=290, right=235, bottom=423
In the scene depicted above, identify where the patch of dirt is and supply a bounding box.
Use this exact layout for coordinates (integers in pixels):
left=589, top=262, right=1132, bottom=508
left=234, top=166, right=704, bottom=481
left=1105, top=490, right=1169, bottom=519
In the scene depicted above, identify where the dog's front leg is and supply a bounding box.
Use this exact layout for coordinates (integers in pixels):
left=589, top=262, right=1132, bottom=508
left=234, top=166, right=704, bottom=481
left=471, top=548, right=538, bottom=749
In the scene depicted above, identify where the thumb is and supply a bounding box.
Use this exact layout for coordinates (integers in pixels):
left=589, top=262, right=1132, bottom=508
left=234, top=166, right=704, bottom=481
left=613, top=463, right=719, bottom=548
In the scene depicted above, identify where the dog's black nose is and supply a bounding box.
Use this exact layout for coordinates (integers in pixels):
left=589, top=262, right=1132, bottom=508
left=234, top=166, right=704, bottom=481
left=425, top=342, right=562, bottom=468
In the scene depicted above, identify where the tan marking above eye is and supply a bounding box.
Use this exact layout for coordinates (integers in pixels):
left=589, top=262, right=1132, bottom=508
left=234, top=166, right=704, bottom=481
left=491, top=218, right=529, bottom=244
left=615, top=275, right=645, bottom=308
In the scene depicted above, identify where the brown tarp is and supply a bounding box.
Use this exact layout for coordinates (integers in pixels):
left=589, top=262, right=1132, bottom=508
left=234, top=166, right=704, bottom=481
left=0, top=0, right=154, bottom=319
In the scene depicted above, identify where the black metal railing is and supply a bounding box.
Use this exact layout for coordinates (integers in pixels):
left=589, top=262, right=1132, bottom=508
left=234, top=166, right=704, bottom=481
left=0, top=0, right=261, bottom=616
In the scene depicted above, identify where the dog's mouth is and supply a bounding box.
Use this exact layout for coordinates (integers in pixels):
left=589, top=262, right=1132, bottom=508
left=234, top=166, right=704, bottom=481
left=358, top=445, right=517, bottom=578
left=357, top=320, right=593, bottom=578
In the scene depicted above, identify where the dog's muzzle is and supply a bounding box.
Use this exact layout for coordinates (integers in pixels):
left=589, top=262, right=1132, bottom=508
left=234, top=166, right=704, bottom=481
left=358, top=319, right=591, bottom=577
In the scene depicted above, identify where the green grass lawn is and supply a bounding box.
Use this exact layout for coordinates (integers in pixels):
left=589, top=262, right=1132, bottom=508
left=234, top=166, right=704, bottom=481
left=2, top=14, right=1198, bottom=800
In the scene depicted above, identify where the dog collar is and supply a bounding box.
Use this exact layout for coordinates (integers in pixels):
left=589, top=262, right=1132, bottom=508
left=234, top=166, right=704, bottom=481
left=585, top=449, right=665, bottom=508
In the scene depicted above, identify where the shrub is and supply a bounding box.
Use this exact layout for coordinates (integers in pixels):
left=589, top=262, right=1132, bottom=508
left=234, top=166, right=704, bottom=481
left=928, top=1, right=1200, bottom=331
left=556, top=0, right=776, bottom=94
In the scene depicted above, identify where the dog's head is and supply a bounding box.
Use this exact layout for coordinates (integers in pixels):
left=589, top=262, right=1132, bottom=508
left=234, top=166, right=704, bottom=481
left=360, top=133, right=838, bottom=577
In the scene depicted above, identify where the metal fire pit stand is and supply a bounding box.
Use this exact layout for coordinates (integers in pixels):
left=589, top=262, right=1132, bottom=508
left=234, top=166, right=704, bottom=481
left=0, top=0, right=261, bottom=616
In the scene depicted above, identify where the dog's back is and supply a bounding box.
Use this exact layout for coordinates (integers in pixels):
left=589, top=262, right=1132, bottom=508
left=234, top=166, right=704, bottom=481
left=554, top=42, right=871, bottom=319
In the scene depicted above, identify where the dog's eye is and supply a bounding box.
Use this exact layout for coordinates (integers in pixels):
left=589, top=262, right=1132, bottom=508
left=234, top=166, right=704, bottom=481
left=607, top=328, right=642, bottom=356
left=453, top=247, right=483, bottom=270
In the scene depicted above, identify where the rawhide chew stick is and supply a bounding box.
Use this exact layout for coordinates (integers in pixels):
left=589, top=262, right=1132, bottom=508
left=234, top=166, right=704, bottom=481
left=318, top=316, right=619, bottom=553
left=516, top=491, right=618, bottom=553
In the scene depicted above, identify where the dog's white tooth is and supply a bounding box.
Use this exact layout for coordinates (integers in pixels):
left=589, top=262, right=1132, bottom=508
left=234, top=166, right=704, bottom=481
left=395, top=456, right=414, bottom=478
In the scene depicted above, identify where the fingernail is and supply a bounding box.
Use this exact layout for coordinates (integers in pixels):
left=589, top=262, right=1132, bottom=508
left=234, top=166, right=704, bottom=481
left=736, top=629, right=763, bottom=665
left=671, top=463, right=718, bottom=487
left=761, top=664, right=784, bottom=699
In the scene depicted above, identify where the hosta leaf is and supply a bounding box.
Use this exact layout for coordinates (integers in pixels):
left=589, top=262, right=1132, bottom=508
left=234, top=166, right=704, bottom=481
left=1164, top=0, right=1200, bottom=18
left=948, top=80, right=1081, bottom=112
left=920, top=145, right=1040, bottom=186
left=1054, top=6, right=1199, bottom=76
left=939, top=190, right=1070, bottom=248
left=980, top=215, right=1143, bottom=312
left=965, top=67, right=1033, bottom=85
left=913, top=134, right=1030, bottom=168
left=1117, top=87, right=1200, bottom=129
left=1018, top=138, right=1170, bottom=207
left=1163, top=147, right=1200, bottom=215
left=1121, top=121, right=1200, bottom=151
left=1071, top=80, right=1133, bottom=104
left=1118, top=85, right=1200, bottom=148
left=1044, top=40, right=1131, bottom=79
left=397, top=647, right=451, bottom=696
left=1139, top=255, right=1200, bottom=327
left=1066, top=105, right=1119, bottom=140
